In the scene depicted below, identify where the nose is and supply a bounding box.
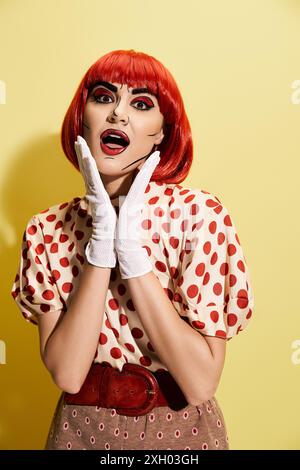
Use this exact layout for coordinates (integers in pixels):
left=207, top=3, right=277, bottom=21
left=107, top=99, right=129, bottom=125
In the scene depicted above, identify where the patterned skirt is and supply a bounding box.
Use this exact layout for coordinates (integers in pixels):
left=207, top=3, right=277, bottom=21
left=45, top=392, right=229, bottom=450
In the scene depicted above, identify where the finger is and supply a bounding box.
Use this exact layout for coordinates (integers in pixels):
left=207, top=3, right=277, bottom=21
left=74, top=141, right=89, bottom=190
left=75, top=136, right=111, bottom=205
left=125, top=151, right=160, bottom=203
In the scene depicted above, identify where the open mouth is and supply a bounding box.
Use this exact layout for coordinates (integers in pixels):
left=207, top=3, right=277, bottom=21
left=100, top=129, right=130, bottom=156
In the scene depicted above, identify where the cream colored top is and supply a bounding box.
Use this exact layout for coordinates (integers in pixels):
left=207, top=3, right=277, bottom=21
left=11, top=181, right=254, bottom=372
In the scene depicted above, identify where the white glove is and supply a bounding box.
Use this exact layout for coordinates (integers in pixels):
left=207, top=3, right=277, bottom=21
left=115, top=151, right=161, bottom=279
left=74, top=135, right=117, bottom=268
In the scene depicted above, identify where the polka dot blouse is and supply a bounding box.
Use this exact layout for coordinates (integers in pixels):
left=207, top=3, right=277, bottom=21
left=11, top=181, right=254, bottom=372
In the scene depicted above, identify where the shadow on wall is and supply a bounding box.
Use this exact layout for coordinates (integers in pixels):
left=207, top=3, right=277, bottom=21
left=1, top=134, right=82, bottom=450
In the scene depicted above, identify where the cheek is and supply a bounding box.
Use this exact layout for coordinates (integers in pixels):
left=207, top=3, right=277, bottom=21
left=83, top=106, right=106, bottom=128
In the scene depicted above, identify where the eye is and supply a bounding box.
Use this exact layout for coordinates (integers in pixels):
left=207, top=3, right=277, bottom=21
left=91, top=91, right=113, bottom=104
left=132, top=98, right=154, bottom=111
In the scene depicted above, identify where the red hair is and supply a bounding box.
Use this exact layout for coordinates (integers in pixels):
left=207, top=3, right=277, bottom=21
left=61, top=49, right=193, bottom=183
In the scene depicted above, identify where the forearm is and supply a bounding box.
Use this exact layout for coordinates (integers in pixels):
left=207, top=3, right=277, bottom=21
left=44, top=262, right=111, bottom=392
left=126, top=271, right=217, bottom=405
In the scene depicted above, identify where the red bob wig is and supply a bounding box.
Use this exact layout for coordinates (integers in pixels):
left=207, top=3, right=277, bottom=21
left=61, top=49, right=193, bottom=184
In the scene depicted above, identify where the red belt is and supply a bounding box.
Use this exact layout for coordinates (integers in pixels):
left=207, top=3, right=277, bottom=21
left=63, top=362, right=189, bottom=417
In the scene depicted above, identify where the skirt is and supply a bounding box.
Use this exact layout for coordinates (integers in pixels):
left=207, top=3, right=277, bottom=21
left=45, top=392, right=230, bottom=450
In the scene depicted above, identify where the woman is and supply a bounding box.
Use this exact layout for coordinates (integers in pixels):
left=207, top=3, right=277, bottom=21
left=11, top=49, right=254, bottom=450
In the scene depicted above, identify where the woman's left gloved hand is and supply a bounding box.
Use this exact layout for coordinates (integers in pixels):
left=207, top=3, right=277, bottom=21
left=115, top=151, right=161, bottom=279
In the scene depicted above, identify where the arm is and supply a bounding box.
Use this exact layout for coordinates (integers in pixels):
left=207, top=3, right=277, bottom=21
left=37, top=136, right=117, bottom=394
left=38, top=263, right=111, bottom=394
left=126, top=271, right=226, bottom=406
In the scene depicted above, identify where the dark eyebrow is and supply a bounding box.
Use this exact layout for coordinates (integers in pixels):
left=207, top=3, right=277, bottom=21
left=89, top=81, right=157, bottom=98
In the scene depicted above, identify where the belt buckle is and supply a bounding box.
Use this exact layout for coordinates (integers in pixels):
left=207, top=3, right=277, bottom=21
left=113, top=363, right=159, bottom=417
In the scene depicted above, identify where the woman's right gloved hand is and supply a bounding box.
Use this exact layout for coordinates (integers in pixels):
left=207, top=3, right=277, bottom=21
left=74, top=135, right=117, bottom=268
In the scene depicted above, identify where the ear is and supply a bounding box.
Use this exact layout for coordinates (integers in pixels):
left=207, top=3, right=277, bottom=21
left=154, top=127, right=164, bottom=146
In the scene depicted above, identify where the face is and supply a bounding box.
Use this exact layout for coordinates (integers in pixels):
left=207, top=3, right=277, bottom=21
left=82, top=81, right=164, bottom=176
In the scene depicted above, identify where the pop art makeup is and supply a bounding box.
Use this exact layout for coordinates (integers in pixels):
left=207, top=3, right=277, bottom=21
left=82, top=82, right=164, bottom=175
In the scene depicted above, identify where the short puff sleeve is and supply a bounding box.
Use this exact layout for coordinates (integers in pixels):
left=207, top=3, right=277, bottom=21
left=11, top=215, right=64, bottom=325
left=172, top=201, right=254, bottom=340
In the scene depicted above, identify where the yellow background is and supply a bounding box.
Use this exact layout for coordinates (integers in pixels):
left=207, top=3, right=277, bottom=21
left=1, top=0, right=299, bottom=450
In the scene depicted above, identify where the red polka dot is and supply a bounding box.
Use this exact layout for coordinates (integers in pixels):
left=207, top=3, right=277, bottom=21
left=62, top=282, right=73, bottom=293
left=220, top=263, right=229, bottom=275
left=132, top=328, right=144, bottom=339
left=237, top=297, right=249, bottom=308
left=209, top=221, right=217, bottom=234
left=112, top=327, right=119, bottom=338
left=140, top=356, right=152, bottom=366
left=46, top=214, right=56, bottom=222
left=169, top=237, right=179, bottom=249
left=110, top=348, right=122, bottom=359
left=228, top=244, right=237, bottom=256
left=187, top=285, right=199, bottom=298
left=28, top=224, right=37, bottom=235
left=60, top=257, right=69, bottom=267
left=184, top=194, right=196, bottom=204
left=155, top=261, right=167, bottom=272
left=142, top=219, right=152, bottom=230
left=44, top=234, right=53, bottom=244
left=190, top=204, right=199, bottom=216
left=59, top=234, right=69, bottom=243
left=210, top=310, right=219, bottom=323
left=216, top=330, right=227, bottom=338
left=76, top=254, right=84, bottom=265
left=40, top=304, right=51, bottom=313
left=203, top=241, right=211, bottom=254
left=108, top=298, right=119, bottom=310
left=195, top=263, right=205, bottom=277
left=213, top=283, right=222, bottom=295
left=203, top=272, right=210, bottom=285
left=119, top=314, right=128, bottom=326
left=170, top=267, right=179, bottom=279
left=74, top=230, right=84, bottom=240
left=99, top=333, right=107, bottom=345
left=35, top=244, right=45, bottom=255
left=52, top=270, right=60, bottom=281
left=72, top=265, right=79, bottom=277
left=152, top=232, right=160, bottom=243
left=50, top=243, right=58, bottom=253
left=27, top=285, right=35, bottom=295
left=149, top=196, right=159, bottom=204
left=164, top=187, right=173, bottom=196
left=224, top=214, right=232, bottom=226
left=210, top=252, right=218, bottom=265
left=192, top=320, right=205, bottom=330
left=125, top=343, right=135, bottom=352
left=227, top=314, right=238, bottom=326
left=170, top=208, right=181, bottom=219
left=42, top=289, right=54, bottom=300
left=147, top=342, right=155, bottom=352
left=36, top=272, right=44, bottom=283
left=181, top=219, right=188, bottom=232
left=218, top=232, right=225, bottom=245
left=206, top=199, right=219, bottom=209
left=126, top=299, right=135, bottom=311
left=237, top=260, right=245, bottom=272
left=117, top=284, right=126, bottom=295
left=154, top=206, right=164, bottom=216
left=229, top=274, right=237, bottom=286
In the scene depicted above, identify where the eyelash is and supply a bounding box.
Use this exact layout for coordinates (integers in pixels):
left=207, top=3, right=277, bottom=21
left=90, top=91, right=154, bottom=111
